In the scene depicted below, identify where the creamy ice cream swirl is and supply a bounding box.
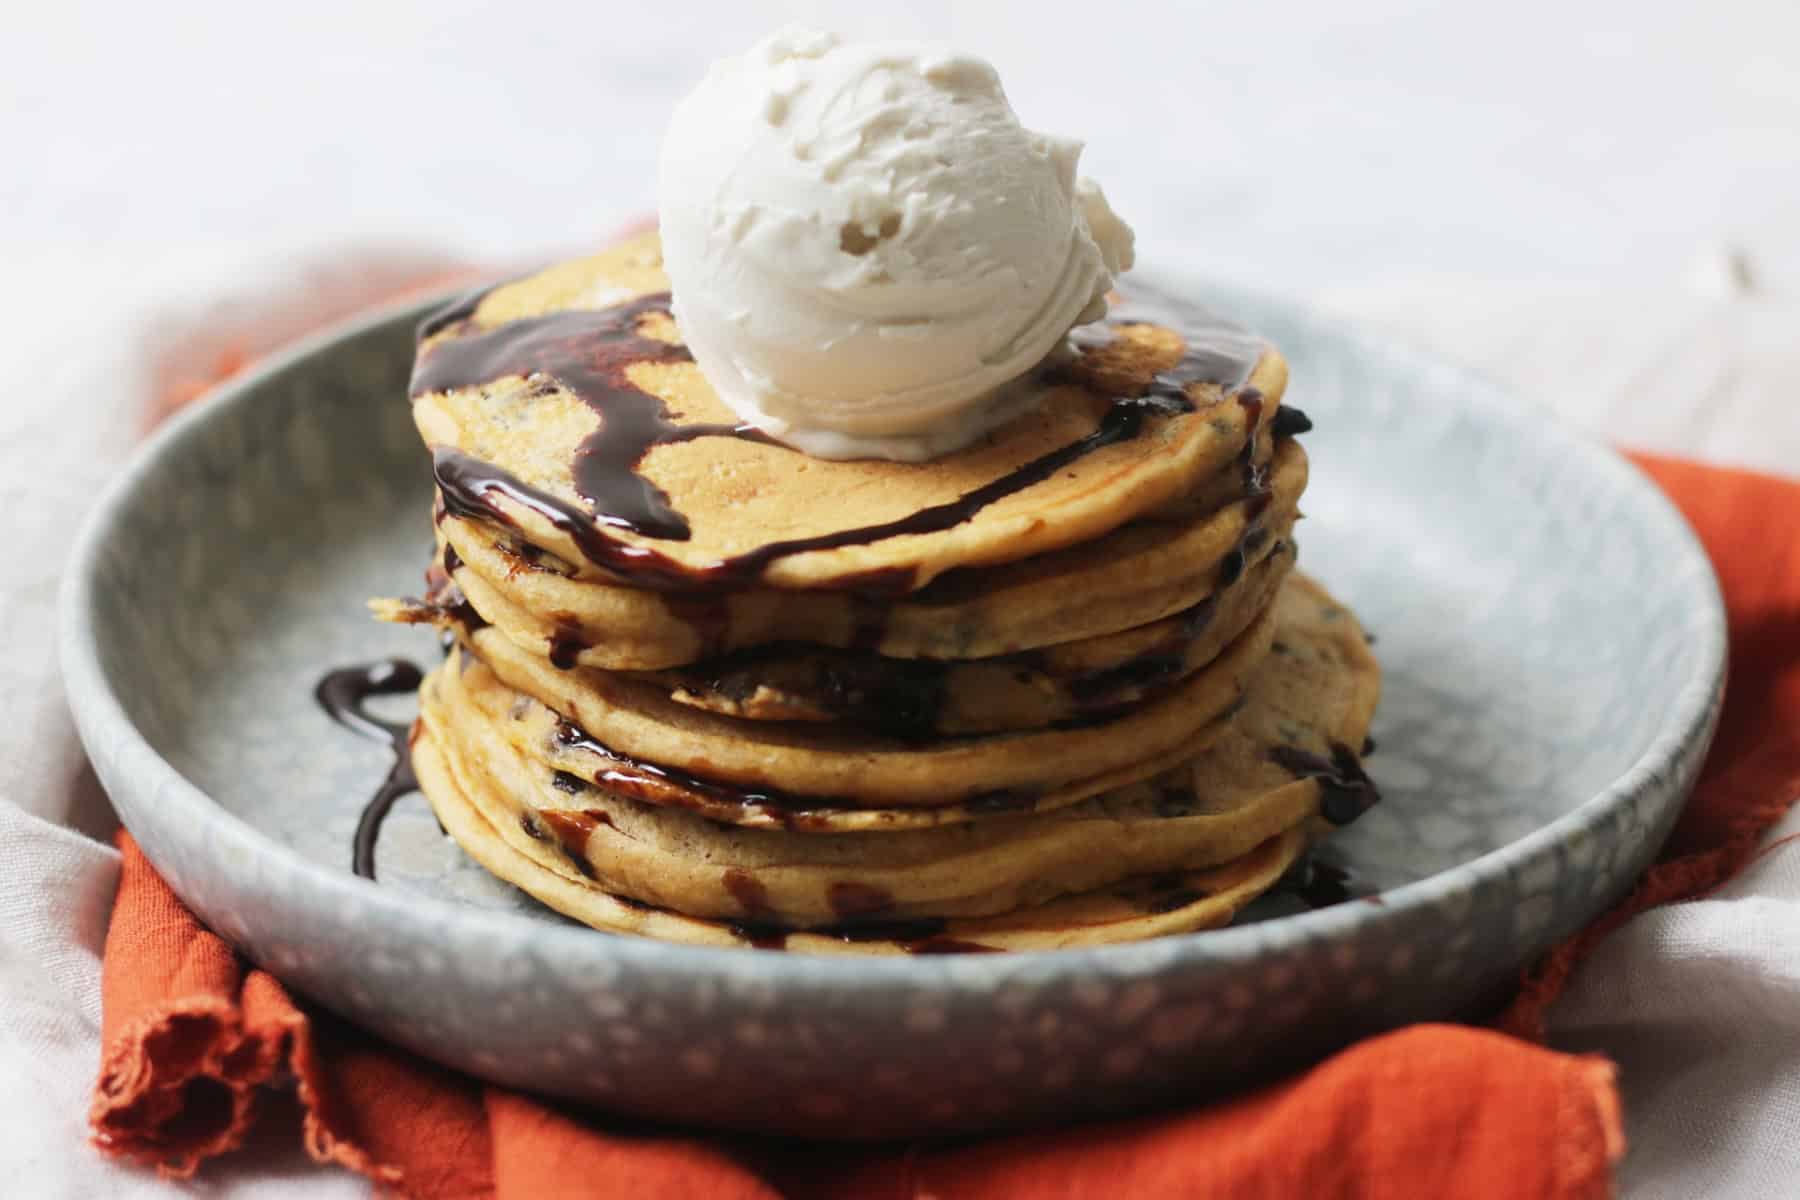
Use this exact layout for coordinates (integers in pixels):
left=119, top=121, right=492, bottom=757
left=657, top=26, right=1135, bottom=462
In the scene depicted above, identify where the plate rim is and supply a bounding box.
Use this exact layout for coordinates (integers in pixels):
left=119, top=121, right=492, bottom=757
left=58, top=270, right=1729, bottom=991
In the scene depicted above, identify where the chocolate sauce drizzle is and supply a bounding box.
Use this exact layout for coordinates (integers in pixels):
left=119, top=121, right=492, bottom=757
left=533, top=809, right=609, bottom=879
left=715, top=866, right=977, bottom=952
left=416, top=287, right=491, bottom=342
left=1066, top=593, right=1220, bottom=707
left=548, top=718, right=855, bottom=830
left=1270, top=405, right=1313, bottom=440
left=419, top=288, right=1270, bottom=592
left=435, top=580, right=488, bottom=636
left=1072, top=295, right=1263, bottom=396
left=724, top=912, right=979, bottom=954
left=416, top=293, right=752, bottom=541
left=546, top=617, right=587, bottom=670
left=665, top=645, right=954, bottom=741
left=1141, top=870, right=1215, bottom=914
left=1269, top=741, right=1382, bottom=825
left=550, top=770, right=591, bottom=795
left=666, top=538, right=1291, bottom=739
left=1276, top=858, right=1367, bottom=909
left=907, top=937, right=1003, bottom=955
left=315, top=659, right=425, bottom=880
left=721, top=868, right=774, bottom=918
left=827, top=881, right=896, bottom=919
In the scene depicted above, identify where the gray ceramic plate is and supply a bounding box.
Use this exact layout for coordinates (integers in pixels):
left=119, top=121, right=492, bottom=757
left=61, top=275, right=1726, bottom=1139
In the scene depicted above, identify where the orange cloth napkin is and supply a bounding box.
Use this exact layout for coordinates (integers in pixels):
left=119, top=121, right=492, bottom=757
left=98, top=829, right=1634, bottom=1199
left=85, top=277, right=1800, bottom=1196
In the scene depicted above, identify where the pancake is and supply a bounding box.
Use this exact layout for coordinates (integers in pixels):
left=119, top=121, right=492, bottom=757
left=417, top=572, right=1376, bottom=924
left=410, top=231, right=1289, bottom=593
left=450, top=599, right=1275, bottom=806
left=468, top=662, right=1229, bottom=833
left=404, top=528, right=1293, bottom=738
left=416, top=717, right=1310, bottom=954
left=643, top=542, right=1296, bottom=736
left=405, top=436, right=1307, bottom=670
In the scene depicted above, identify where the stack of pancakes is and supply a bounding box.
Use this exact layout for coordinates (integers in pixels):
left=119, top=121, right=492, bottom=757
left=380, top=231, right=1380, bottom=954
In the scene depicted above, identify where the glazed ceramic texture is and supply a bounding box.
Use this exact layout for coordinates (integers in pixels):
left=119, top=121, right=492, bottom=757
left=61, top=276, right=1725, bottom=1138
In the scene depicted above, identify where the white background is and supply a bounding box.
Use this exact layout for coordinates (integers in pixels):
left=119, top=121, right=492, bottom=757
left=7, top=0, right=1800, bottom=290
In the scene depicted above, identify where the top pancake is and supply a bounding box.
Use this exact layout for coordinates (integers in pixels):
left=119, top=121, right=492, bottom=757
left=410, top=232, right=1289, bottom=592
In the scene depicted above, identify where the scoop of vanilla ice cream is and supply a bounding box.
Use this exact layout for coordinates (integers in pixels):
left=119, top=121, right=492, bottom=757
left=657, top=27, right=1135, bottom=461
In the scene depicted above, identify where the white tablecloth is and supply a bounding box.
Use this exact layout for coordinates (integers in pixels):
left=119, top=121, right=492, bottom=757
left=4, top=3, right=1798, bottom=1195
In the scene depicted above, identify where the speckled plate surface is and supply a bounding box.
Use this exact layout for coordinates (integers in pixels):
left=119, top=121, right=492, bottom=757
left=61, top=275, right=1726, bottom=1139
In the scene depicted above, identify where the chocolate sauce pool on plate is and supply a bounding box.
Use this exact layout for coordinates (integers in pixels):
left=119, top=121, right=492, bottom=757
left=315, top=659, right=424, bottom=880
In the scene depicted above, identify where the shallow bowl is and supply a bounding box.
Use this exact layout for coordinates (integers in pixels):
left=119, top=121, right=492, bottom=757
left=61, top=274, right=1725, bottom=1138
